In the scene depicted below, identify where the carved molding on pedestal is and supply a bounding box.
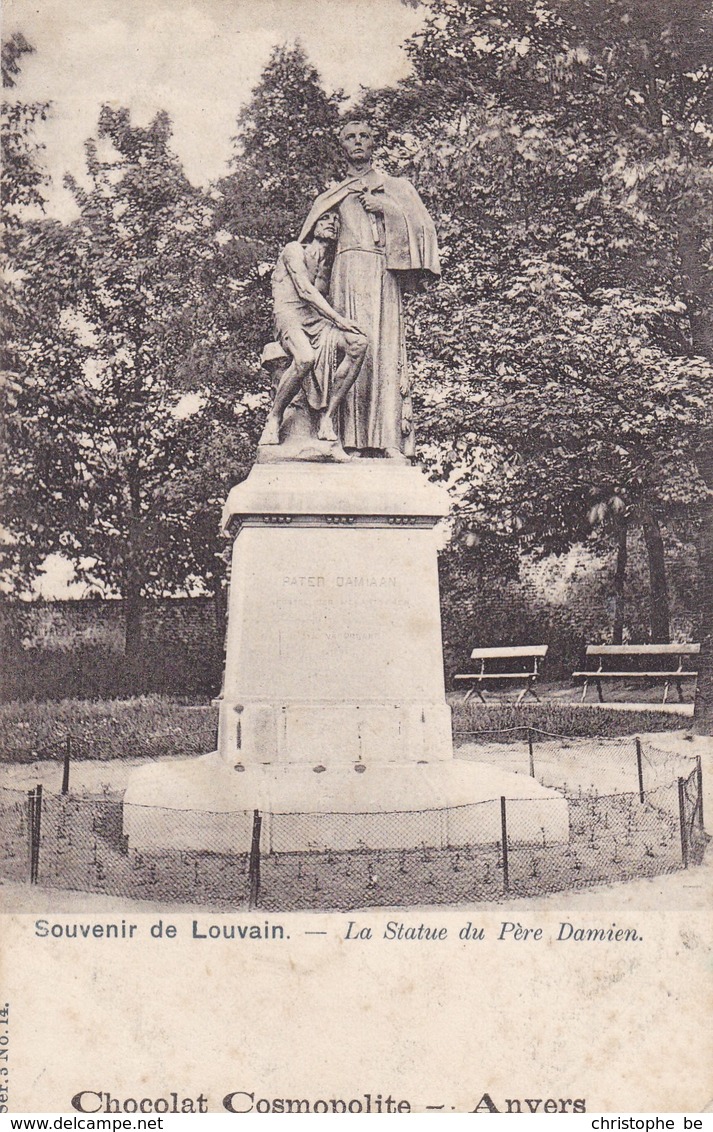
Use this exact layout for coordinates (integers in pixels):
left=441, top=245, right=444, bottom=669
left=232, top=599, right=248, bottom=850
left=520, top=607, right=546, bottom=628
left=231, top=513, right=438, bottom=533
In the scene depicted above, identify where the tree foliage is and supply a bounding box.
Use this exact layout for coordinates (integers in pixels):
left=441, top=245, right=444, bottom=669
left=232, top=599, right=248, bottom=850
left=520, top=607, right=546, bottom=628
left=3, top=107, right=257, bottom=648
left=3, top=13, right=712, bottom=723
left=359, top=2, right=713, bottom=646
left=1, top=33, right=49, bottom=222
left=221, top=42, right=344, bottom=249
left=1, top=33, right=54, bottom=586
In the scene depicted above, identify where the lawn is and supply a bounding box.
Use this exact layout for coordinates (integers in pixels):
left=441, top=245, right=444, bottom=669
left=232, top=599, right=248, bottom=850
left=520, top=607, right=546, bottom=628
left=0, top=693, right=689, bottom=764
left=449, top=696, right=688, bottom=740
left=0, top=697, right=217, bottom=762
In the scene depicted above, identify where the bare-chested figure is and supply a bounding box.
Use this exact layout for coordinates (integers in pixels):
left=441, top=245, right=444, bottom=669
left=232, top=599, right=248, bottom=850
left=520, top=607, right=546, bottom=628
left=260, top=211, right=367, bottom=447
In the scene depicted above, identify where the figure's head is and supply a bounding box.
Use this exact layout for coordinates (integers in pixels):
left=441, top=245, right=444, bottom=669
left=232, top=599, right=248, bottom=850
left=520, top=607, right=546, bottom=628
left=338, top=119, right=374, bottom=165
left=312, top=210, right=339, bottom=241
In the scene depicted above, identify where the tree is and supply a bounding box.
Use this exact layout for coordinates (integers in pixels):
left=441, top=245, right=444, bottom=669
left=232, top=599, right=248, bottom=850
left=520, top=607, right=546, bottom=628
left=363, top=0, right=713, bottom=722
left=4, top=45, right=344, bottom=657
left=1, top=33, right=49, bottom=221
left=412, top=254, right=711, bottom=635
left=210, top=43, right=345, bottom=370
left=222, top=42, right=344, bottom=249
left=165, top=44, right=346, bottom=624
left=588, top=497, right=629, bottom=645
left=1, top=32, right=57, bottom=588
left=3, top=106, right=252, bottom=653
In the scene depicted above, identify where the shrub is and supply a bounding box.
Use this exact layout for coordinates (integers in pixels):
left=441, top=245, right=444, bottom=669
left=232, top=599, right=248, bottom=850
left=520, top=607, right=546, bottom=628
left=0, top=641, right=223, bottom=703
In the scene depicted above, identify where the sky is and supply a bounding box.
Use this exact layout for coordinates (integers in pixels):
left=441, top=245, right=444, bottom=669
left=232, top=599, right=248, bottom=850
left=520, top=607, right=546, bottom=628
left=6, top=0, right=424, bottom=220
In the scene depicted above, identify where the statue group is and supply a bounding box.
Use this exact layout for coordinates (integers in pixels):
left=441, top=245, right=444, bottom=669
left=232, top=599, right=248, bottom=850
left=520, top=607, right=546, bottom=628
left=259, top=119, right=440, bottom=463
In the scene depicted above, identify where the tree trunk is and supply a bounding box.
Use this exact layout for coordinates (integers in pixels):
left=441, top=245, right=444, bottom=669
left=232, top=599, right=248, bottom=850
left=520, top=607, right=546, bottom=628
left=641, top=510, right=670, bottom=643
left=210, top=579, right=229, bottom=703
left=612, top=521, right=628, bottom=645
left=123, top=473, right=145, bottom=661
left=678, top=222, right=713, bottom=732
left=693, top=444, right=713, bottom=734
left=124, top=581, right=143, bottom=659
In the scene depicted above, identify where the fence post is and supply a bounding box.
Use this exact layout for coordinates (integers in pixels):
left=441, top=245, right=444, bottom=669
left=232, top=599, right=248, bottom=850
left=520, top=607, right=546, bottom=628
left=696, top=755, right=704, bottom=831
left=248, top=809, right=262, bottom=909
left=500, top=796, right=510, bottom=893
left=28, top=785, right=42, bottom=884
left=62, top=737, right=71, bottom=796
left=34, top=784, right=42, bottom=883
left=527, top=728, right=535, bottom=778
left=27, top=789, right=35, bottom=883
left=635, top=737, right=645, bottom=804
left=677, top=777, right=688, bottom=869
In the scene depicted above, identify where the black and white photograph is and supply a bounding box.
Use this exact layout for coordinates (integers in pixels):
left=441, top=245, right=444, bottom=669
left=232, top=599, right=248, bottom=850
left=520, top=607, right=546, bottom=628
left=1, top=0, right=712, bottom=1116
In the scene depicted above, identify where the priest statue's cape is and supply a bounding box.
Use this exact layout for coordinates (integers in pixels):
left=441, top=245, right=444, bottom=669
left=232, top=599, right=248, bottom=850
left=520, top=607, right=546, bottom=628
left=299, top=122, right=440, bottom=459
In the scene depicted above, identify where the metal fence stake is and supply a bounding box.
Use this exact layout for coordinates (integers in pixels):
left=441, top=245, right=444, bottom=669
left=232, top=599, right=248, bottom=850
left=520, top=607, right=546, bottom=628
left=635, top=737, right=645, bottom=804
left=527, top=728, right=535, bottom=778
left=249, top=809, right=262, bottom=909
left=27, top=785, right=42, bottom=884
left=27, top=789, right=35, bottom=883
left=62, top=737, right=71, bottom=796
left=34, top=784, right=43, bottom=884
left=500, top=796, right=509, bottom=893
left=677, top=777, right=688, bottom=869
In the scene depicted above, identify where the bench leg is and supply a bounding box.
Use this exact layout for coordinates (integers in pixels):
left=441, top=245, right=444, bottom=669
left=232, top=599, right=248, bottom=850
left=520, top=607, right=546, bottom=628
left=662, top=681, right=670, bottom=705
left=676, top=680, right=685, bottom=704
left=596, top=679, right=605, bottom=703
left=517, top=679, right=540, bottom=705
left=475, top=686, right=488, bottom=705
left=580, top=681, right=588, bottom=704
left=463, top=686, right=475, bottom=705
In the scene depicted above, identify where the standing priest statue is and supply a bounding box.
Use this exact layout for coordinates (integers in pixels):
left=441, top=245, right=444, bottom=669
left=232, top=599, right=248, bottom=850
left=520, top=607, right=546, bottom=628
left=299, top=119, right=440, bottom=461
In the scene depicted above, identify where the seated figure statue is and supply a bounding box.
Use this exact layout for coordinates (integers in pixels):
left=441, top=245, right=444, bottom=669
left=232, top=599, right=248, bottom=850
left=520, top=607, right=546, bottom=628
left=259, top=210, right=367, bottom=457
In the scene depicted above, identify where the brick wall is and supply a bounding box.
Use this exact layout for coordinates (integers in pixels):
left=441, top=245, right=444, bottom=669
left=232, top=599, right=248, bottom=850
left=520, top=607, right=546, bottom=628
left=0, top=597, right=223, bottom=654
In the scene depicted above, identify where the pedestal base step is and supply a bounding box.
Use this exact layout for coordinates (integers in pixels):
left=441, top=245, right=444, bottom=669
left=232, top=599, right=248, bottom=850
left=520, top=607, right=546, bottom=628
left=123, top=753, right=569, bottom=853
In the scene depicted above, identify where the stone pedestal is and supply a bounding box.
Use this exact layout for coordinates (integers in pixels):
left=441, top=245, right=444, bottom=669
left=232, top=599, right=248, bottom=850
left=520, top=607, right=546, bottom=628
left=217, top=461, right=452, bottom=768
left=124, top=461, right=569, bottom=853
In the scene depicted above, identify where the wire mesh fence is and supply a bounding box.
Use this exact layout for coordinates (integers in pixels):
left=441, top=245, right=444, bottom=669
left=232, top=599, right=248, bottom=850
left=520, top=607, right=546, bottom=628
left=256, top=783, right=685, bottom=910
left=0, top=786, right=31, bottom=882
left=0, top=731, right=706, bottom=910
left=454, top=725, right=699, bottom=796
left=679, top=760, right=706, bottom=866
left=40, top=792, right=254, bottom=907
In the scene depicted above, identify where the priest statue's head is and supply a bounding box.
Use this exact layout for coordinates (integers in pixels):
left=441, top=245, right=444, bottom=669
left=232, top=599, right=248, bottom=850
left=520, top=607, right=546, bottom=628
left=338, top=119, right=374, bottom=171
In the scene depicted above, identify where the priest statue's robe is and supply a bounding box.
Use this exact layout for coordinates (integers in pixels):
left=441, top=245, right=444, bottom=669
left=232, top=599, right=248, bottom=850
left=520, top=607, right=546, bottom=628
left=299, top=168, right=440, bottom=458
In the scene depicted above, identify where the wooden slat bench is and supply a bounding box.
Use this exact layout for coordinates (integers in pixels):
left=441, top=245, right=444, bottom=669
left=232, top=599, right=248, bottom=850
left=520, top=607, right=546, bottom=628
left=454, top=645, right=548, bottom=705
left=573, top=643, right=700, bottom=704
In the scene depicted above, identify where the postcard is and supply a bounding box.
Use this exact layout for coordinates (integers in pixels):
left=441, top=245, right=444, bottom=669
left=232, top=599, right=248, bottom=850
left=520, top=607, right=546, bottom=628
left=2, top=0, right=711, bottom=1116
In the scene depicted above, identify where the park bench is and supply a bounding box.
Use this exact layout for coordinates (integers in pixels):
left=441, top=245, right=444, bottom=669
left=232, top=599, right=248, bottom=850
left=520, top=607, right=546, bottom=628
left=454, top=645, right=548, bottom=704
left=573, top=643, right=700, bottom=704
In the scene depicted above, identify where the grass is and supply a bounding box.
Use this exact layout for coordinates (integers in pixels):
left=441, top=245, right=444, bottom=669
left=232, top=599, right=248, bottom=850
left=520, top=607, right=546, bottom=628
left=0, top=697, right=217, bottom=762
left=0, top=694, right=688, bottom=763
left=449, top=697, right=689, bottom=741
